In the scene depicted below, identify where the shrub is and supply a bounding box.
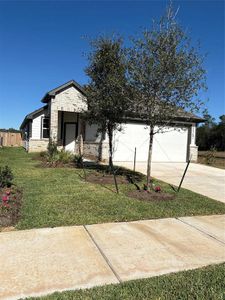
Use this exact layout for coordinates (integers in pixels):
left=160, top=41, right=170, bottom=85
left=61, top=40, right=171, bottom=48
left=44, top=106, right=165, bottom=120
left=44, top=140, right=78, bottom=166
left=58, top=150, right=73, bottom=164
left=205, top=146, right=216, bottom=165
left=45, top=152, right=60, bottom=166
left=47, top=139, right=58, bottom=158
left=74, top=154, right=83, bottom=168
left=39, top=151, right=47, bottom=158
left=0, top=166, right=14, bottom=188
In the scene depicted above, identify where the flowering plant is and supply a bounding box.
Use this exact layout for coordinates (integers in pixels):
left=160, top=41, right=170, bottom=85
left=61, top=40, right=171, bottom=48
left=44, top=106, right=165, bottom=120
left=1, top=188, right=11, bottom=209
left=2, top=194, right=9, bottom=202
left=0, top=186, right=21, bottom=226
left=5, top=189, right=11, bottom=196
left=143, top=184, right=148, bottom=191
left=155, top=186, right=161, bottom=193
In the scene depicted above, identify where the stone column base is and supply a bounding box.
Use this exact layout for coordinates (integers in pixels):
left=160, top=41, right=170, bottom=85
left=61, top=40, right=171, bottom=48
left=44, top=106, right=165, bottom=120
left=189, top=145, right=198, bottom=162
left=83, top=141, right=109, bottom=162
left=28, top=139, right=49, bottom=152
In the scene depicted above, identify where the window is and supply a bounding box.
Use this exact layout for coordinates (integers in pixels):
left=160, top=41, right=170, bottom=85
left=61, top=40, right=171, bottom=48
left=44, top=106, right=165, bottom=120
left=42, top=117, right=49, bottom=138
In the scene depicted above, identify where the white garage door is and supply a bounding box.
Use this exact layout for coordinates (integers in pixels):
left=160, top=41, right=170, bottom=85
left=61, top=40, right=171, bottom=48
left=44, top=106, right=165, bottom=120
left=113, top=123, right=189, bottom=162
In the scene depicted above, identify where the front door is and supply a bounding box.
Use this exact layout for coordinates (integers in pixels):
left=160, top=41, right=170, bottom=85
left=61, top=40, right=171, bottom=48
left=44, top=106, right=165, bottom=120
left=65, top=123, right=76, bottom=152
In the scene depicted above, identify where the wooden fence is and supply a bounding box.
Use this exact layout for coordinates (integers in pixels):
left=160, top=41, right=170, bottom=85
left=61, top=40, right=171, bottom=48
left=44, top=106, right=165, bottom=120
left=0, top=132, right=22, bottom=147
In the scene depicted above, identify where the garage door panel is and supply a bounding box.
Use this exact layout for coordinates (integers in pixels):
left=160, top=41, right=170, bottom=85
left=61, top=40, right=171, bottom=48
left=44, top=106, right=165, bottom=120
left=113, top=123, right=189, bottom=163
left=113, top=124, right=149, bottom=162
left=152, top=127, right=189, bottom=162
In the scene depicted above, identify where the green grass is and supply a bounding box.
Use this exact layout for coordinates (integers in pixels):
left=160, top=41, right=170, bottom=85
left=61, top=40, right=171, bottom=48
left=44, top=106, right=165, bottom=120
left=1, top=147, right=225, bottom=230
left=27, top=263, right=225, bottom=299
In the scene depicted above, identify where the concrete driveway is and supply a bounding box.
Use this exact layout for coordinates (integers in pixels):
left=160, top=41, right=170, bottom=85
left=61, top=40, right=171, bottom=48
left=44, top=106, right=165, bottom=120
left=0, top=215, right=225, bottom=300
left=115, top=162, right=225, bottom=203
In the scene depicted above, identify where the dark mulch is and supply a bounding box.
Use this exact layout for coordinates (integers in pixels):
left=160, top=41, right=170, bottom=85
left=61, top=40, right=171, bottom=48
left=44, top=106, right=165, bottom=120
left=84, top=163, right=145, bottom=181
left=86, top=173, right=129, bottom=185
left=39, top=161, right=75, bottom=168
left=0, top=186, right=23, bottom=227
left=127, top=190, right=175, bottom=202
left=34, top=156, right=83, bottom=169
left=32, top=153, right=76, bottom=168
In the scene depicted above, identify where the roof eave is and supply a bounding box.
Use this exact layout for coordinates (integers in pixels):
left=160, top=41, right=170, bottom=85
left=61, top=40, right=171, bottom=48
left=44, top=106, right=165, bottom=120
left=41, top=94, right=51, bottom=103
left=20, top=116, right=31, bottom=130
left=20, top=105, right=48, bottom=129
left=173, top=116, right=205, bottom=123
left=122, top=112, right=205, bottom=124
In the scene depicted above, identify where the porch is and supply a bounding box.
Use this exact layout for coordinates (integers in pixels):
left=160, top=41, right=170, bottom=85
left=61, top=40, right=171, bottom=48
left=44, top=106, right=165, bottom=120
left=51, top=111, right=108, bottom=160
left=52, top=111, right=84, bottom=152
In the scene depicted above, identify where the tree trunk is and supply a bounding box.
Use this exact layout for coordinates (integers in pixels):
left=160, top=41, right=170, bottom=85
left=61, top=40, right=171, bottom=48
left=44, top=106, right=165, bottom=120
left=107, top=123, right=113, bottom=171
left=146, top=126, right=154, bottom=190
left=97, top=131, right=104, bottom=162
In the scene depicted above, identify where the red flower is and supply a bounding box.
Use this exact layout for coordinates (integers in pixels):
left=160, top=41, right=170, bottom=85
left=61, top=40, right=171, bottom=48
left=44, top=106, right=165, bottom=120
left=3, top=202, right=10, bottom=208
left=2, top=194, right=9, bottom=202
left=155, top=186, right=161, bottom=193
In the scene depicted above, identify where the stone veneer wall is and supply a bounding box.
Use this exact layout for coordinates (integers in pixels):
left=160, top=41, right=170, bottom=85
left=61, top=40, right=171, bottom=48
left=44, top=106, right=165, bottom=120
left=50, top=86, right=87, bottom=142
left=189, top=145, right=198, bottom=162
left=28, top=139, right=49, bottom=152
left=189, top=123, right=198, bottom=162
left=83, top=141, right=109, bottom=162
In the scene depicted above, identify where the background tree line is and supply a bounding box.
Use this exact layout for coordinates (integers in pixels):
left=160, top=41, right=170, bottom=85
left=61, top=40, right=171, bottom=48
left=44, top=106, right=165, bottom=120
left=196, top=114, right=225, bottom=151
left=0, top=128, right=21, bottom=133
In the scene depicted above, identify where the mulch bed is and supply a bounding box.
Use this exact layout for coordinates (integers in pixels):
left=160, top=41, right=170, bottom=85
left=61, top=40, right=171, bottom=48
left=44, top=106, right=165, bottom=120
left=86, top=173, right=129, bottom=185
left=39, top=161, right=75, bottom=168
left=33, top=154, right=76, bottom=168
left=127, top=190, right=175, bottom=202
left=0, top=186, right=23, bottom=227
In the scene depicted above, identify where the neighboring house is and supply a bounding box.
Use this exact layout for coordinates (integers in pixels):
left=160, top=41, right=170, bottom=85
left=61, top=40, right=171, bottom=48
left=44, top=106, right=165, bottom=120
left=20, top=80, right=203, bottom=162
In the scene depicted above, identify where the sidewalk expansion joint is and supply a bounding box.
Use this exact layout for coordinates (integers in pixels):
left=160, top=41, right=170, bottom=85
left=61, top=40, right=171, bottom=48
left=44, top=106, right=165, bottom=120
left=176, top=217, right=225, bottom=246
left=84, top=225, right=122, bottom=283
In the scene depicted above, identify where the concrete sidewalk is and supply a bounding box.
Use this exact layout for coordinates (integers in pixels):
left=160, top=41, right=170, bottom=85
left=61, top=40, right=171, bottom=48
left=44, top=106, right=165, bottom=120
left=115, top=162, right=225, bottom=203
left=0, top=215, right=225, bottom=300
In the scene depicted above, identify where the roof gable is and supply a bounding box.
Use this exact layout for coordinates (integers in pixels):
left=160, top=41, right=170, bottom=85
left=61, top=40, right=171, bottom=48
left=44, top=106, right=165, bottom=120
left=41, top=80, right=86, bottom=103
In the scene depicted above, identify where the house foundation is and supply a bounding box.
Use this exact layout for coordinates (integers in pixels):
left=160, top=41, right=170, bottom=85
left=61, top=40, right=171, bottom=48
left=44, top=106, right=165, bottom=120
left=27, top=139, right=49, bottom=152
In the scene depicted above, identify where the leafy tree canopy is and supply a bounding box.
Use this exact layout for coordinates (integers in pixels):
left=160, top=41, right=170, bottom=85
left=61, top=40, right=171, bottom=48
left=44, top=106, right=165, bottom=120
left=128, top=4, right=206, bottom=131
left=127, top=3, right=207, bottom=188
left=85, top=36, right=130, bottom=168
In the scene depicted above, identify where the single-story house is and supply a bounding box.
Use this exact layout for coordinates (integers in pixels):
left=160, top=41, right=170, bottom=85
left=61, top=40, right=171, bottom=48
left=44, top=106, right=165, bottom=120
left=20, top=80, right=203, bottom=162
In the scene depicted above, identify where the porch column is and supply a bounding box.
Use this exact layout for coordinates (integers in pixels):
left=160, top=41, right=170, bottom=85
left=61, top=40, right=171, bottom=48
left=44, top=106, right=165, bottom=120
left=189, top=123, right=198, bottom=162
left=50, top=102, right=58, bottom=142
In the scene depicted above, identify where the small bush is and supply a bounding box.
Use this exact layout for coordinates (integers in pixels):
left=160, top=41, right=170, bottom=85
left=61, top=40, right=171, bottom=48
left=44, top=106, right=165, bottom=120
left=44, top=147, right=74, bottom=166
left=45, top=152, right=60, bottom=166
left=58, top=150, right=73, bottom=164
left=42, top=141, right=78, bottom=166
left=39, top=151, right=47, bottom=158
left=205, top=146, right=216, bottom=165
left=74, top=154, right=83, bottom=168
left=0, top=165, right=14, bottom=188
left=47, top=139, right=58, bottom=158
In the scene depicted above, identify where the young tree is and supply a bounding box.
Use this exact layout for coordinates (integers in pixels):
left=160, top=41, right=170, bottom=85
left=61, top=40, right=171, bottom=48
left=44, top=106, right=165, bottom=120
left=128, top=4, right=206, bottom=189
left=85, top=36, right=130, bottom=170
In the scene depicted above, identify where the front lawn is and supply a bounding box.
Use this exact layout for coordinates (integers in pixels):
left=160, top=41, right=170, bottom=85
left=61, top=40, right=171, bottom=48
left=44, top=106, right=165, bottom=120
left=1, top=147, right=225, bottom=230
left=27, top=263, right=225, bottom=300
